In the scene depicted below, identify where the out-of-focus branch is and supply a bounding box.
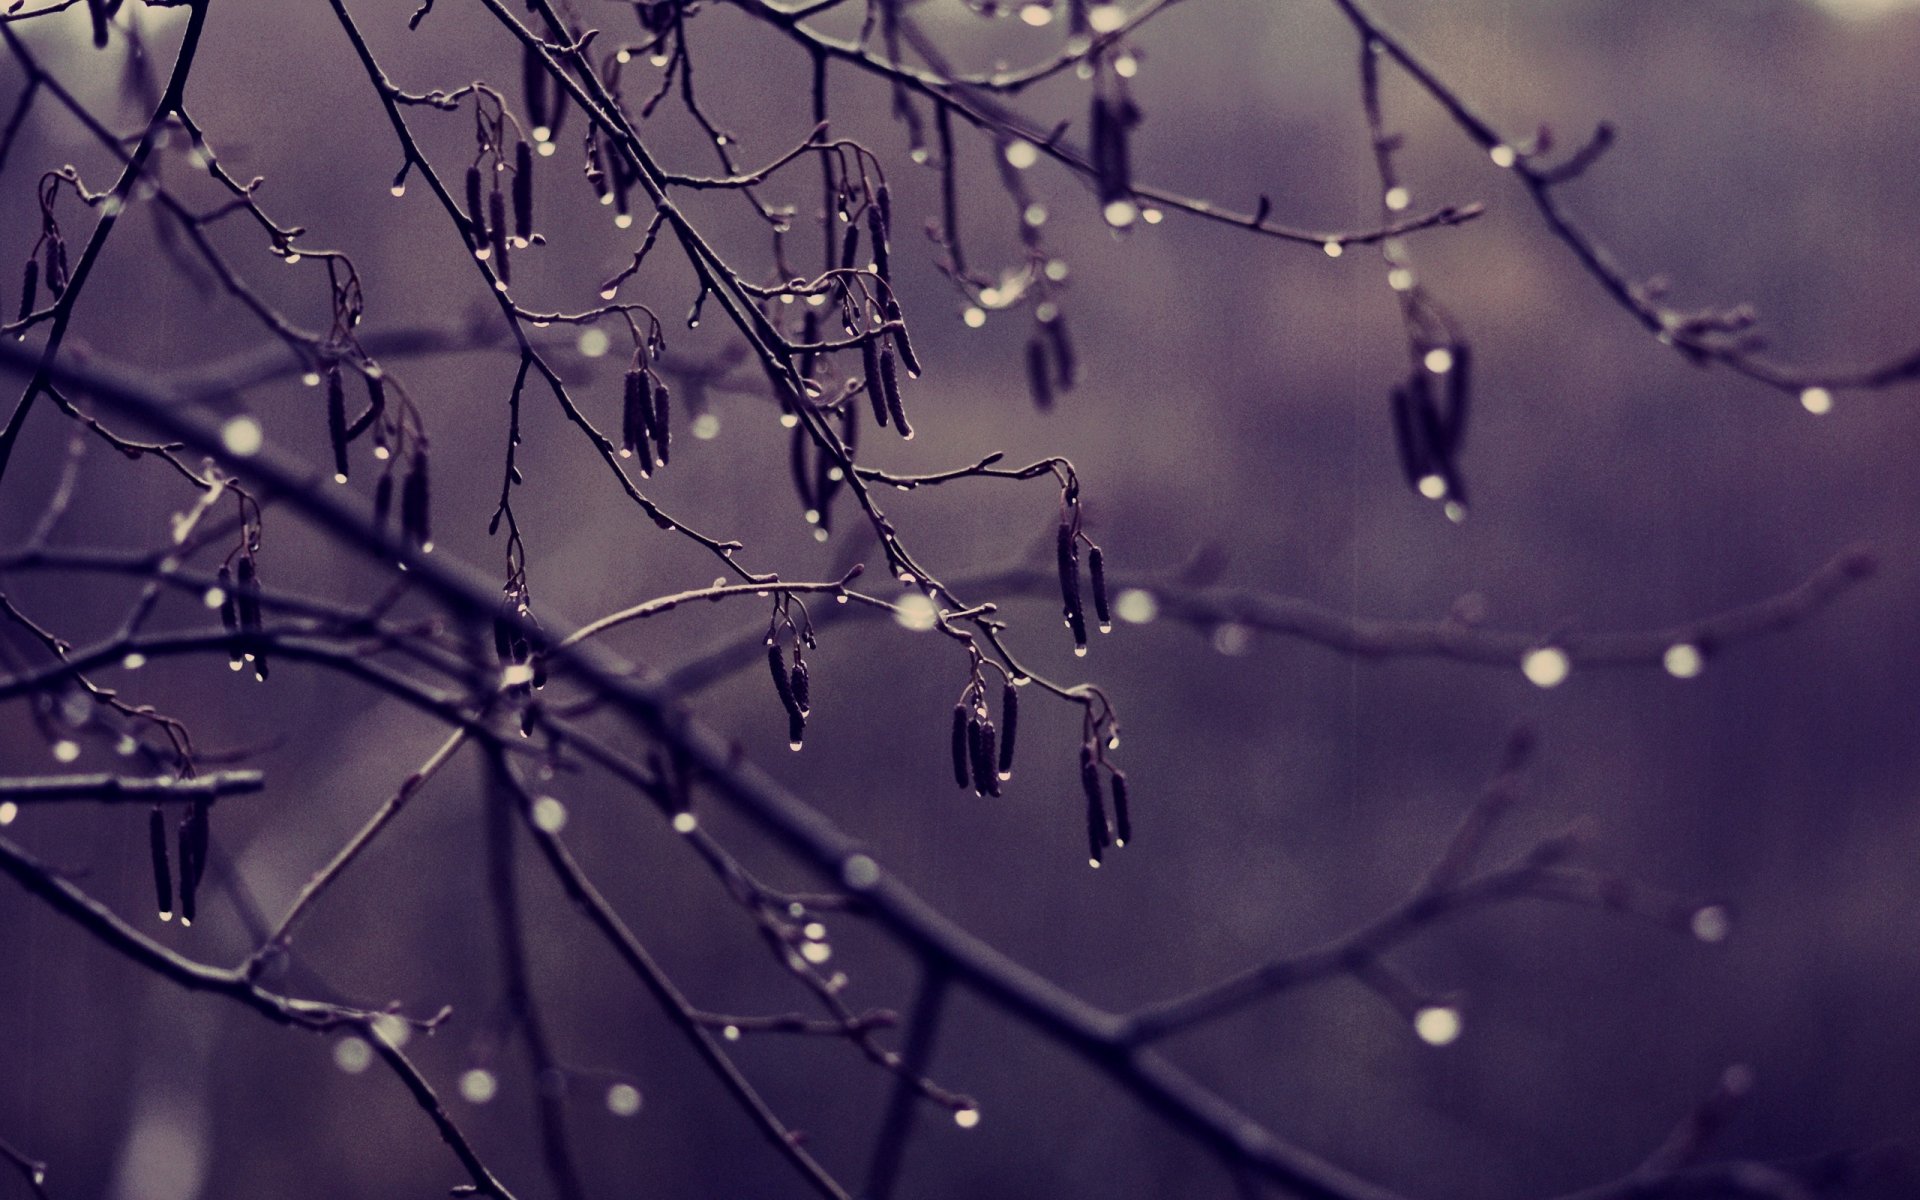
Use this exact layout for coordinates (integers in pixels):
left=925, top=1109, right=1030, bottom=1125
left=0, top=770, right=264, bottom=802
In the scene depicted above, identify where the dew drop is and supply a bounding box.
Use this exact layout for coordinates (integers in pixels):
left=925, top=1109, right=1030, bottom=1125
left=672, top=812, right=698, bottom=834
left=1384, top=185, right=1410, bottom=212
left=1521, top=646, right=1570, bottom=688
left=1087, top=3, right=1124, bottom=31
left=1019, top=2, right=1051, bottom=24
left=691, top=413, right=721, bottom=440
left=0, top=802, right=17, bottom=827
left=1414, top=1005, right=1462, bottom=1046
left=577, top=328, right=611, bottom=358
left=333, top=1037, right=373, bottom=1074
left=606, top=1083, right=643, bottom=1116
left=1417, top=473, right=1448, bottom=500
left=1424, top=347, right=1455, bottom=375
left=1489, top=144, right=1518, bottom=168
left=841, top=853, right=880, bottom=890
left=459, top=1069, right=498, bottom=1105
left=532, top=796, right=568, bottom=833
left=1102, top=199, right=1138, bottom=229
left=1800, top=386, right=1833, bottom=415
left=123, top=653, right=147, bottom=670
left=52, top=740, right=80, bottom=764
left=1004, top=140, right=1038, bottom=170
left=1663, top=642, right=1704, bottom=679
left=1115, top=588, right=1158, bottom=624
left=963, top=306, right=987, bottom=328
left=1322, top=240, right=1344, bottom=258
left=221, top=415, right=264, bottom=457
left=954, top=1106, right=981, bottom=1129
left=800, top=940, right=831, bottom=964
left=1691, top=904, right=1731, bottom=943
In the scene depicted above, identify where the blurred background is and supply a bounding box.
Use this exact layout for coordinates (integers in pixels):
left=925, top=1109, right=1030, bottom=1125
left=3, top=0, right=1920, bottom=1196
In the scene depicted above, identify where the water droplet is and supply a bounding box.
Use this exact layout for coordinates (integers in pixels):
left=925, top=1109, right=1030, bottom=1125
left=963, top=306, right=987, bottom=328
left=1004, top=140, right=1038, bottom=170
left=333, top=1037, right=373, bottom=1074
left=1019, top=2, right=1051, bottom=24
left=1388, top=267, right=1415, bottom=292
left=606, top=1083, right=643, bottom=1116
left=221, top=415, right=264, bottom=457
left=1424, top=348, right=1454, bottom=375
left=803, top=922, right=827, bottom=941
left=459, top=1069, right=498, bottom=1104
left=1521, top=646, right=1570, bottom=688
left=1114, top=52, right=1139, bottom=78
left=1489, top=144, right=1517, bottom=169
left=722, top=1024, right=741, bottom=1042
left=577, top=328, right=611, bottom=358
left=1414, top=1005, right=1462, bottom=1046
left=1102, top=199, right=1138, bottom=229
left=502, top=663, right=535, bottom=688
left=779, top=413, right=800, bottom=429
left=389, top=184, right=407, bottom=198
left=672, top=812, right=698, bottom=834
left=614, top=213, right=634, bottom=230
left=1691, top=905, right=1731, bottom=943
left=1800, top=386, right=1833, bottom=415
left=1384, top=186, right=1411, bottom=211
left=537, top=141, right=556, bottom=158
left=1115, top=588, right=1158, bottom=624
left=691, top=413, right=721, bottom=440
left=954, top=1106, right=981, bottom=1128
left=800, top=941, right=831, bottom=964
left=841, top=853, right=880, bottom=890
left=894, top=594, right=939, bottom=632
left=1322, top=240, right=1344, bottom=258
left=0, top=802, right=17, bottom=826
left=1663, top=643, right=1704, bottom=679
left=52, top=740, right=80, bottom=763
left=532, top=796, right=568, bottom=833
left=123, top=653, right=147, bottom=670
left=1417, top=473, right=1448, bottom=500
left=371, top=1014, right=411, bottom=1048
left=1088, top=3, right=1124, bottom=31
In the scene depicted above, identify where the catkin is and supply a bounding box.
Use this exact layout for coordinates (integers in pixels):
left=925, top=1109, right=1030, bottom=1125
left=1088, top=546, right=1111, bottom=631
left=513, top=141, right=535, bottom=242
left=996, top=682, right=1019, bottom=779
left=1110, top=772, right=1132, bottom=846
left=880, top=345, right=911, bottom=438
left=149, top=806, right=173, bottom=921
left=17, top=259, right=36, bottom=322
left=326, top=367, right=349, bottom=480
left=950, top=703, right=971, bottom=790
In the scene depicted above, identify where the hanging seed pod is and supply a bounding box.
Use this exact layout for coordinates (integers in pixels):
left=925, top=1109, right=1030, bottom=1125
left=465, top=165, right=488, bottom=251
left=17, top=258, right=37, bottom=322
left=1025, top=337, right=1053, bottom=411
left=217, top=564, right=242, bottom=670
left=522, top=43, right=549, bottom=134
left=401, top=450, right=431, bottom=551
left=862, top=335, right=889, bottom=429
left=43, top=239, right=66, bottom=299
left=880, top=344, right=912, bottom=438
left=867, top=204, right=891, bottom=287
left=1110, top=771, right=1132, bottom=846
left=839, top=223, right=862, bottom=273
left=621, top=365, right=652, bottom=457
left=235, top=556, right=261, bottom=635
left=789, top=648, right=810, bottom=715
left=889, top=319, right=923, bottom=379
left=149, top=805, right=174, bottom=922
left=950, top=703, right=972, bottom=790
left=347, top=371, right=385, bottom=440
left=769, top=644, right=806, bottom=746
left=372, top=472, right=394, bottom=535
left=1082, top=748, right=1109, bottom=866
left=1043, top=313, right=1077, bottom=389
left=651, top=380, right=671, bottom=465
left=178, top=802, right=208, bottom=926
left=965, top=714, right=985, bottom=796
left=1439, top=342, right=1471, bottom=455
left=1088, top=546, right=1111, bottom=632
left=1057, top=523, right=1087, bottom=650
left=997, top=682, right=1019, bottom=780
left=972, top=719, right=1001, bottom=797
left=326, top=367, right=349, bottom=481
left=86, top=0, right=107, bottom=45
left=1388, top=383, right=1429, bottom=492
left=489, top=188, right=511, bottom=283
left=874, top=183, right=892, bottom=241
left=513, top=141, right=535, bottom=243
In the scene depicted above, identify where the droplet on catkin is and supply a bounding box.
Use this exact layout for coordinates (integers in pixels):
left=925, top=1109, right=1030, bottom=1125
left=954, top=1107, right=981, bottom=1128
left=1663, top=643, right=1704, bottom=679
left=1800, top=387, right=1832, bottom=415
left=606, top=1083, right=642, bottom=1116
left=459, top=1069, right=498, bottom=1105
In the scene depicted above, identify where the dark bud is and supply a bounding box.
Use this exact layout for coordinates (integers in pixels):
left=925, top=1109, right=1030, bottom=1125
left=326, top=367, right=349, bottom=481
left=465, top=165, right=488, bottom=249
left=880, top=344, right=912, bottom=438
left=997, top=682, right=1019, bottom=779
left=1088, top=546, right=1111, bottom=632
left=149, top=805, right=174, bottom=922
left=1025, top=337, right=1054, bottom=411
left=1110, top=771, right=1132, bottom=846
left=862, top=335, right=888, bottom=428
left=513, top=141, right=535, bottom=243
left=950, top=703, right=971, bottom=790
left=789, top=649, right=810, bottom=715
left=17, top=258, right=37, bottom=323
